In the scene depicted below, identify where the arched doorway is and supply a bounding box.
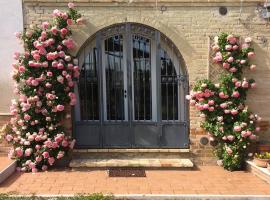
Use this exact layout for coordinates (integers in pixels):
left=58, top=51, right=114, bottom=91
left=74, top=23, right=189, bottom=148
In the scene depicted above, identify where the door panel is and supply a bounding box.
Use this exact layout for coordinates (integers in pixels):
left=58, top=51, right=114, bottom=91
left=75, top=124, right=100, bottom=147
left=132, top=35, right=152, bottom=121
left=103, top=124, right=131, bottom=147
left=133, top=125, right=161, bottom=147
left=103, top=35, right=127, bottom=121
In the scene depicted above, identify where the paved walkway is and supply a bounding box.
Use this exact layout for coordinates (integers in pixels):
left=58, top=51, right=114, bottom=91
left=0, top=166, right=270, bottom=195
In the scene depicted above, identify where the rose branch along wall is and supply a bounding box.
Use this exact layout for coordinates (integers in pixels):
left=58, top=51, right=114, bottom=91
left=21, top=0, right=270, bottom=165
left=0, top=0, right=23, bottom=124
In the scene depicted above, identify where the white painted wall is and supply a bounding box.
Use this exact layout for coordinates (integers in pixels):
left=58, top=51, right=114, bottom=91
left=0, top=0, right=23, bottom=114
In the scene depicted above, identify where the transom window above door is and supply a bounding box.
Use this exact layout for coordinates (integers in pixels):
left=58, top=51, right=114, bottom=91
left=74, top=23, right=189, bottom=149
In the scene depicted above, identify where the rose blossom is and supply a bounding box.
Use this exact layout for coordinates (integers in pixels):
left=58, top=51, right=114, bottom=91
left=42, top=151, right=49, bottom=159
left=48, top=157, right=55, bottom=166
left=67, top=19, right=73, bottom=26
left=42, top=22, right=49, bottom=29
left=250, top=64, right=256, bottom=70
left=245, top=37, right=252, bottom=43
left=56, top=104, right=65, bottom=112
left=247, top=52, right=255, bottom=58
left=68, top=2, right=75, bottom=8
left=25, top=148, right=32, bottom=157
left=227, top=135, right=235, bottom=141
left=232, top=91, right=240, bottom=98
left=251, top=82, right=256, bottom=89
left=226, top=147, right=233, bottom=155
left=234, top=126, right=241, bottom=132
left=231, top=109, right=238, bottom=115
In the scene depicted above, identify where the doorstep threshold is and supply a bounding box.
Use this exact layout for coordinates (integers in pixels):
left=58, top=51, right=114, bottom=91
left=70, top=158, right=194, bottom=168
left=73, top=148, right=190, bottom=153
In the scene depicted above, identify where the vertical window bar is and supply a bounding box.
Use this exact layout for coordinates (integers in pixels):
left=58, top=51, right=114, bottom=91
left=106, top=38, right=111, bottom=121
left=143, top=39, right=146, bottom=121
left=136, top=38, right=140, bottom=121
left=113, top=36, right=117, bottom=121
left=84, top=48, right=88, bottom=120
left=172, top=45, right=175, bottom=122
left=165, top=51, right=169, bottom=121
left=119, top=36, right=123, bottom=122
left=93, top=48, right=98, bottom=120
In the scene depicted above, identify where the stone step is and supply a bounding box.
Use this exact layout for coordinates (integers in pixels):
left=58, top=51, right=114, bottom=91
left=0, top=156, right=16, bottom=184
left=74, top=148, right=190, bottom=153
left=70, top=157, right=194, bottom=168
left=246, top=160, right=270, bottom=184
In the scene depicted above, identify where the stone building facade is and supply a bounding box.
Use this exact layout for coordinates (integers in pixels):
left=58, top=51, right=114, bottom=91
left=1, top=0, right=270, bottom=165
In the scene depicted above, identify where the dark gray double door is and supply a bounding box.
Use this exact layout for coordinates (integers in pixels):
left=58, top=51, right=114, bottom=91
left=74, top=23, right=189, bottom=149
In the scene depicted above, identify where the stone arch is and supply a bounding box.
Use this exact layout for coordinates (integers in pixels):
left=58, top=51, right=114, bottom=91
left=70, top=15, right=193, bottom=75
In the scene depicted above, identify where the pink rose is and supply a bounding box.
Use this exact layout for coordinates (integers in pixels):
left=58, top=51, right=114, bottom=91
left=68, top=2, right=75, bottom=8
left=220, top=103, right=227, bottom=109
left=222, top=62, right=230, bottom=69
left=47, top=71, right=53, bottom=77
left=31, top=79, right=39, bottom=86
left=227, top=135, right=235, bottom=141
left=225, top=45, right=232, bottom=51
left=245, top=37, right=252, bottom=43
left=61, top=28, right=68, bottom=36
left=240, top=60, right=246, bottom=65
left=51, top=26, right=58, bottom=35
left=67, top=19, right=73, bottom=26
left=25, top=148, right=32, bottom=157
left=241, top=80, right=249, bottom=88
left=56, top=104, right=65, bottom=112
left=251, top=82, right=256, bottom=89
left=57, top=75, right=64, bottom=84
left=255, top=127, right=261, bottom=132
left=227, top=35, right=237, bottom=44
left=249, top=134, right=257, bottom=140
left=48, top=157, right=55, bottom=166
left=217, top=116, right=223, bottom=122
left=231, top=109, right=238, bottom=115
left=62, top=140, right=69, bottom=147
left=42, top=151, right=49, bottom=159
left=42, top=22, right=50, bottom=30
left=226, top=147, right=233, bottom=155
left=18, top=66, right=25, bottom=73
left=42, top=165, right=48, bottom=171
left=250, top=64, right=256, bottom=70
left=229, top=67, right=237, bottom=72
left=232, top=45, right=238, bottom=50
left=208, top=100, right=215, bottom=105
left=234, top=126, right=241, bottom=132
left=15, top=147, right=23, bottom=157
left=24, top=114, right=31, bottom=121
left=235, top=81, right=241, bottom=88
left=76, top=18, right=84, bottom=25
left=248, top=52, right=255, bottom=58
left=232, top=91, right=240, bottom=98
left=227, top=57, right=234, bottom=63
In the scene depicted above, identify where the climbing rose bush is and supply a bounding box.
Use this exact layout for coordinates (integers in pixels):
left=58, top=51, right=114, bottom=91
left=186, top=33, right=261, bottom=171
left=6, top=3, right=83, bottom=172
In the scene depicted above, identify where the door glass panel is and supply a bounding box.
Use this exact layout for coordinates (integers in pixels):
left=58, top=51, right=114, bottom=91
left=132, top=35, right=152, bottom=121
left=79, top=48, right=99, bottom=120
left=104, top=35, right=125, bottom=121
left=160, top=49, right=179, bottom=121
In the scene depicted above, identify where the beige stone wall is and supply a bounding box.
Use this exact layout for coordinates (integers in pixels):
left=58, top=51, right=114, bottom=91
left=22, top=0, right=270, bottom=164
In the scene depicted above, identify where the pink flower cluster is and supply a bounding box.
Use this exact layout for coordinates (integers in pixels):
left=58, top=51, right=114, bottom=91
left=212, top=34, right=256, bottom=73
left=7, top=3, right=83, bottom=172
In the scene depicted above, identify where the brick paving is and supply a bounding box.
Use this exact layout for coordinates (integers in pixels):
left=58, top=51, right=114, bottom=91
left=0, top=166, right=270, bottom=195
